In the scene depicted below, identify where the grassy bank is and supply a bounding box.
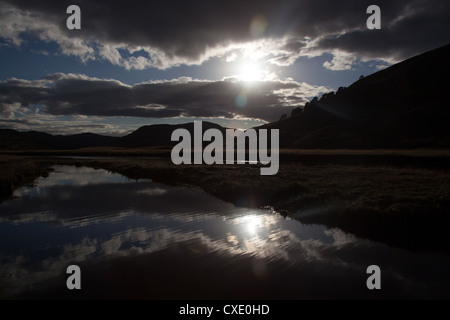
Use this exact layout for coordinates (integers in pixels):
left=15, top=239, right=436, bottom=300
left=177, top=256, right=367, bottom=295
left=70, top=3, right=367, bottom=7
left=1, top=150, right=450, bottom=253
left=0, top=156, right=52, bottom=203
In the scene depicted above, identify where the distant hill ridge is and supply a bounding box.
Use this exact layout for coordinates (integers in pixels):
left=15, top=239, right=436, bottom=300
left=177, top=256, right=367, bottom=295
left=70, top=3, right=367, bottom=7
left=0, top=122, right=226, bottom=150
left=1, top=43, right=450, bottom=150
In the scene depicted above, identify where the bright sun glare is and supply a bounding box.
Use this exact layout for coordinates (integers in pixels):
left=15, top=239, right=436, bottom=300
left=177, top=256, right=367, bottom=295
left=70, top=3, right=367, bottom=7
left=243, top=214, right=263, bottom=234
left=239, top=61, right=263, bottom=82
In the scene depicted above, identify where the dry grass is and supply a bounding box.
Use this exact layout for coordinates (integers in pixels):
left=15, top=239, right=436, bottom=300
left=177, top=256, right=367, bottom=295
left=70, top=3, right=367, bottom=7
left=0, top=146, right=172, bottom=157
left=280, top=148, right=450, bottom=157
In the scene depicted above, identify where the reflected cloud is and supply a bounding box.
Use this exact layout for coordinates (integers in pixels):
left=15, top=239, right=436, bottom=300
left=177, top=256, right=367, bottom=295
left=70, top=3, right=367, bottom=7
left=3, top=211, right=450, bottom=299
left=137, top=188, right=167, bottom=196
left=0, top=165, right=232, bottom=225
left=0, top=220, right=324, bottom=295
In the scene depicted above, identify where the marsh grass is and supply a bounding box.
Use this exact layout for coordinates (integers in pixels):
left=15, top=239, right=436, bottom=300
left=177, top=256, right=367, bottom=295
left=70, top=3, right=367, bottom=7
left=0, top=156, right=52, bottom=202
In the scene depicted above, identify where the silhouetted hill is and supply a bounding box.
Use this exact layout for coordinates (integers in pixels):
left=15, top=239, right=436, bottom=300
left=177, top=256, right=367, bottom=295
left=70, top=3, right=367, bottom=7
left=0, top=129, right=49, bottom=150
left=0, top=129, right=117, bottom=150
left=116, top=121, right=226, bottom=147
left=0, top=121, right=227, bottom=150
left=261, top=43, right=450, bottom=148
left=49, top=133, right=117, bottom=149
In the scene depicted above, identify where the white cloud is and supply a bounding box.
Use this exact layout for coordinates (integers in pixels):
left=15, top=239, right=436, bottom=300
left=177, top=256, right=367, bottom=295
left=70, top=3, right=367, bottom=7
left=0, top=73, right=331, bottom=131
left=0, top=3, right=94, bottom=61
left=323, top=51, right=357, bottom=71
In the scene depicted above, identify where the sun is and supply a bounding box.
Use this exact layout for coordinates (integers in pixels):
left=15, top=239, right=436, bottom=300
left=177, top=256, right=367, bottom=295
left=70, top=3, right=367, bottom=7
left=239, top=60, right=263, bottom=82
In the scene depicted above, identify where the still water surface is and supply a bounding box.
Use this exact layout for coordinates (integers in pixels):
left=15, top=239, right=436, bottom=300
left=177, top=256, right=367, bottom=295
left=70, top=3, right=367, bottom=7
left=0, top=165, right=449, bottom=299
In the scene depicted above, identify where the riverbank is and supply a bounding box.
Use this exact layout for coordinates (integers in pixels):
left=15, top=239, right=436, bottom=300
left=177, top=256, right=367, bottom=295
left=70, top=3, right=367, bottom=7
left=0, top=156, right=52, bottom=203
left=1, top=151, right=450, bottom=253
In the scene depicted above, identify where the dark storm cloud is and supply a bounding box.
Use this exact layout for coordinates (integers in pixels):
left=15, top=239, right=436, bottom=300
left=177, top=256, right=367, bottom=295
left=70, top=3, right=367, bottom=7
left=1, top=0, right=449, bottom=68
left=317, top=0, right=450, bottom=62
left=0, top=74, right=327, bottom=122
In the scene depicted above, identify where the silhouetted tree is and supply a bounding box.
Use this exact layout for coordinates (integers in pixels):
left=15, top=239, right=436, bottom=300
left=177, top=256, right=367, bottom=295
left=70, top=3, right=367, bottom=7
left=303, top=101, right=312, bottom=113
left=321, top=91, right=335, bottom=101
left=291, top=107, right=302, bottom=116
left=337, top=86, right=346, bottom=94
left=359, top=75, right=365, bottom=80
left=279, top=113, right=287, bottom=121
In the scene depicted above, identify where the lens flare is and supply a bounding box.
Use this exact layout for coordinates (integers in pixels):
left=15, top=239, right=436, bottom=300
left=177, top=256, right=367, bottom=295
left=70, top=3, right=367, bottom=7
left=250, top=14, right=268, bottom=38
left=235, top=90, right=248, bottom=107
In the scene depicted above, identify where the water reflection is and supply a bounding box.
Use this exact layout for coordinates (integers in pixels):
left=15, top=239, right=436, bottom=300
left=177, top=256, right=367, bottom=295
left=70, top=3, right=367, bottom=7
left=0, top=165, right=449, bottom=299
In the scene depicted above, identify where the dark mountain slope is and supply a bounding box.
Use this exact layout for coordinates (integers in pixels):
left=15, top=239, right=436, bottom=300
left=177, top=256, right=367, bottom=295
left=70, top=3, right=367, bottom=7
left=0, top=129, right=49, bottom=150
left=116, top=121, right=226, bottom=148
left=0, top=130, right=117, bottom=150
left=261, top=43, right=450, bottom=148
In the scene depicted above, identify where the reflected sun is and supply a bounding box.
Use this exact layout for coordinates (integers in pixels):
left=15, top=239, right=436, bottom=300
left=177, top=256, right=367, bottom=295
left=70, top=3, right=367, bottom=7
left=243, top=214, right=263, bottom=234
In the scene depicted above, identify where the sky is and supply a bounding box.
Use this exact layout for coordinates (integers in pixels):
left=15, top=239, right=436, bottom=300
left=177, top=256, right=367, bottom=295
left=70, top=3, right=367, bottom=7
left=0, top=0, right=449, bottom=136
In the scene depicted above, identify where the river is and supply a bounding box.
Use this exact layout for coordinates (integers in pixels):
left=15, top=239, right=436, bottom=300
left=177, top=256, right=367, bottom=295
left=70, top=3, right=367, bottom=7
left=0, top=165, right=449, bottom=299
